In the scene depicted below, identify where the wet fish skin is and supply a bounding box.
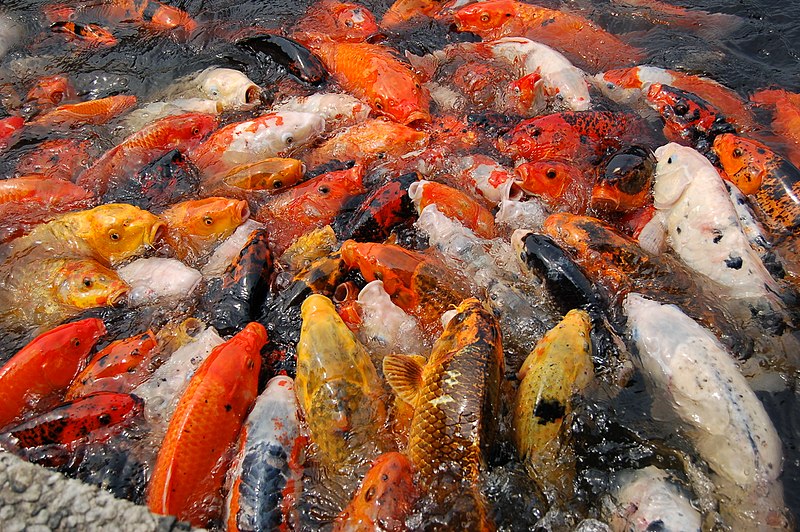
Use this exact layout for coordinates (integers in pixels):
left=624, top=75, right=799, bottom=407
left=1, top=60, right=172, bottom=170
left=118, top=258, right=202, bottom=307
left=408, top=180, right=496, bottom=239
left=147, top=322, right=266, bottom=527
left=0, top=318, right=106, bottom=430
left=295, top=294, right=389, bottom=472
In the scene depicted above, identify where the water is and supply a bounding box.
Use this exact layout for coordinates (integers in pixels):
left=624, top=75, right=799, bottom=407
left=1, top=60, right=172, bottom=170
left=1, top=0, right=799, bottom=529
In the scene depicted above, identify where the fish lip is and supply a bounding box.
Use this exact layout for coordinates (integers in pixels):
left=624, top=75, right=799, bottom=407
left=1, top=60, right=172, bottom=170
left=149, top=222, right=167, bottom=246
left=237, top=201, right=250, bottom=222
left=403, top=110, right=430, bottom=125
left=590, top=188, right=621, bottom=211
left=244, top=85, right=262, bottom=106
left=108, top=286, right=129, bottom=307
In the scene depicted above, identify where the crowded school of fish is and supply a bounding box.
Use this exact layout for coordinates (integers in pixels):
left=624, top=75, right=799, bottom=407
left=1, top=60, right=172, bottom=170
left=0, top=0, right=798, bottom=530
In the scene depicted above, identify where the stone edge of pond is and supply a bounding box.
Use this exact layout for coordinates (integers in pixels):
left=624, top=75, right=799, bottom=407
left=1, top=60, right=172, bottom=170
left=0, top=451, right=203, bottom=532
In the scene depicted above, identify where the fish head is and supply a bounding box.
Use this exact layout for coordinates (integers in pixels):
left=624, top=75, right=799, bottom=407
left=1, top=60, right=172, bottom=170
left=56, top=260, right=130, bottom=309
left=38, top=318, right=107, bottom=361
left=342, top=451, right=417, bottom=524
left=593, top=68, right=642, bottom=104
left=147, top=3, right=197, bottom=34
left=25, top=75, right=75, bottom=109
left=271, top=112, right=327, bottom=155
left=645, top=83, right=723, bottom=138
left=509, top=72, right=542, bottom=112
left=340, top=240, right=421, bottom=307
left=79, top=23, right=118, bottom=47
left=223, top=158, right=305, bottom=192
left=712, top=133, right=767, bottom=195
left=370, top=74, right=431, bottom=125
left=175, top=113, right=220, bottom=147
left=593, top=145, right=655, bottom=212
left=453, top=0, right=517, bottom=37
left=498, top=116, right=572, bottom=161
left=332, top=2, right=379, bottom=41
left=653, top=143, right=695, bottom=210
left=161, top=197, right=249, bottom=241
left=514, top=160, right=577, bottom=200
left=197, top=67, right=262, bottom=111
left=541, top=212, right=586, bottom=248
left=72, top=204, right=166, bottom=265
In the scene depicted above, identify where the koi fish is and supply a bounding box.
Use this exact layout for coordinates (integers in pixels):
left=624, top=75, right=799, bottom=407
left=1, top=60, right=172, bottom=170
left=28, top=94, right=137, bottom=129
left=16, top=138, right=97, bottom=181
left=514, top=309, right=593, bottom=498
left=624, top=294, right=789, bottom=530
left=408, top=179, right=496, bottom=238
left=0, top=392, right=143, bottom=451
left=2, top=203, right=165, bottom=266
left=355, top=280, right=426, bottom=362
left=0, top=258, right=128, bottom=332
left=333, top=452, right=418, bottom=532
left=592, top=145, right=656, bottom=213
left=295, top=294, right=390, bottom=472
left=272, top=92, right=371, bottom=132
left=0, top=115, right=24, bottom=152
left=202, top=158, right=305, bottom=198
left=50, top=21, right=117, bottom=47
left=255, top=165, right=365, bottom=255
left=225, top=375, right=303, bottom=532
left=147, top=322, right=266, bottom=527
left=65, top=330, right=159, bottom=400
left=453, top=0, right=645, bottom=72
left=159, top=197, right=249, bottom=262
left=595, top=65, right=757, bottom=131
left=152, top=67, right=262, bottom=112
left=118, top=257, right=202, bottom=306
left=279, top=224, right=338, bottom=272
left=24, top=75, right=78, bottom=114
left=292, top=0, right=379, bottom=46
left=304, top=118, right=429, bottom=169
left=201, top=220, right=266, bottom=277
left=189, top=112, right=324, bottom=180
left=513, top=160, right=592, bottom=214
left=77, top=112, right=218, bottom=196
left=750, top=88, right=800, bottom=168
left=0, top=318, right=105, bottom=430
left=311, top=41, right=431, bottom=124
left=94, top=0, right=197, bottom=34
left=237, top=34, right=329, bottom=86
left=383, top=298, right=502, bottom=528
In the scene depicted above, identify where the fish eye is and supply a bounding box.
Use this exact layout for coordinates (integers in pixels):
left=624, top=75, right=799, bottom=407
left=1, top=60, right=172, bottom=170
left=344, top=20, right=353, bottom=27
left=71, top=338, right=81, bottom=347
left=203, top=216, right=213, bottom=225
left=98, top=413, right=112, bottom=425
left=83, top=277, right=93, bottom=288
left=546, top=168, right=557, bottom=179
left=318, top=185, right=330, bottom=194
left=51, top=91, right=63, bottom=103
left=673, top=101, right=689, bottom=115
left=667, top=157, right=673, bottom=164
left=530, top=127, right=541, bottom=137
left=272, top=180, right=283, bottom=189
left=480, top=13, right=490, bottom=23
left=732, top=148, right=743, bottom=158
left=192, top=127, right=200, bottom=136
left=283, top=134, right=294, bottom=145
left=210, top=89, right=219, bottom=97
left=109, top=231, right=120, bottom=241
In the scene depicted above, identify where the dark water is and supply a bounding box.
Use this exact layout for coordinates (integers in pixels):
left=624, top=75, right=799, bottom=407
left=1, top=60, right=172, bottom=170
left=1, top=0, right=799, bottom=529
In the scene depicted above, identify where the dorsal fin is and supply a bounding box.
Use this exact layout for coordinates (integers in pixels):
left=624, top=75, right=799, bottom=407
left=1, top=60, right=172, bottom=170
left=383, top=354, right=425, bottom=405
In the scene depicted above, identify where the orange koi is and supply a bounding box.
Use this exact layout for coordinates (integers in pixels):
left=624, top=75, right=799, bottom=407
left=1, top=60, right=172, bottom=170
left=65, top=330, right=159, bottom=400
left=0, top=318, right=106, bottom=430
left=147, top=322, right=266, bottom=527
left=159, top=197, right=249, bottom=262
left=750, top=88, right=800, bottom=168
left=76, top=112, right=218, bottom=195
left=293, top=0, right=379, bottom=45
left=16, top=138, right=98, bottom=181
left=24, top=75, right=78, bottom=113
left=0, top=115, right=24, bottom=152
left=50, top=21, right=117, bottom=47
left=513, top=160, right=592, bottom=214
left=333, top=452, right=418, bottom=531
left=453, top=0, right=644, bottom=72
left=100, top=0, right=197, bottom=34
left=28, top=94, right=137, bottom=129
left=381, top=0, right=445, bottom=28
left=409, top=180, right=496, bottom=238
left=312, top=41, right=431, bottom=124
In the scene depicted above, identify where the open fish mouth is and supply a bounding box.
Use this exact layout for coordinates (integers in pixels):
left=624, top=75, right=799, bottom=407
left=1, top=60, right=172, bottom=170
left=236, top=200, right=250, bottom=222
left=149, top=222, right=167, bottom=246
left=591, top=187, right=621, bottom=211
left=108, top=286, right=130, bottom=307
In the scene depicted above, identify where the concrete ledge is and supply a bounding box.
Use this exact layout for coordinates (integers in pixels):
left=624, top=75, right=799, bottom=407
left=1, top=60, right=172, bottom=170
left=0, top=452, right=199, bottom=532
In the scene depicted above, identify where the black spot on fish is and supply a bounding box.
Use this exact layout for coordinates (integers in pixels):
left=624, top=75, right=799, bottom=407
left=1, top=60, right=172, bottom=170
left=224, top=404, right=232, bottom=412
left=725, top=255, right=743, bottom=269
left=534, top=398, right=566, bottom=424
left=541, top=17, right=556, bottom=27
left=646, top=520, right=666, bottom=531
left=712, top=230, right=723, bottom=244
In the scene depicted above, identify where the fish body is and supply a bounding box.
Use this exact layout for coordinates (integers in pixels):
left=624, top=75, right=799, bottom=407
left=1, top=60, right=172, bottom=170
left=304, top=118, right=428, bottom=168
left=478, top=37, right=590, bottom=112
left=24, top=74, right=78, bottom=114
left=0, top=318, right=105, bottom=430
left=295, top=294, right=389, bottom=472
left=28, top=94, right=136, bottom=128
left=202, top=220, right=266, bottom=277
left=16, top=138, right=97, bottom=181
left=202, top=158, right=305, bottom=198
left=65, top=330, right=159, bottom=399
left=77, top=112, right=218, bottom=195
left=513, top=309, right=593, bottom=496
left=1, top=391, right=142, bottom=451
left=499, top=111, right=644, bottom=164
left=596, top=65, right=757, bottom=131
left=333, top=451, right=418, bottom=532
left=645, top=83, right=734, bottom=148
left=237, top=34, right=329, bottom=86
left=648, top=143, right=781, bottom=301
left=0, top=258, right=128, bottom=332
left=312, top=41, right=431, bottom=124
left=608, top=466, right=701, bottom=532
left=750, top=89, right=800, bottom=167
left=592, top=145, right=655, bottom=213
left=272, top=92, right=370, bottom=132
left=118, top=98, right=223, bottom=138
left=94, top=0, right=197, bottom=34
left=408, top=179, right=496, bottom=238
left=382, top=298, right=503, bottom=487
left=118, top=257, right=202, bottom=306
left=336, top=171, right=418, bottom=242
left=225, top=375, right=303, bottom=532
left=0, top=115, right=24, bottom=152
left=50, top=21, right=117, bottom=47
left=256, top=165, right=365, bottom=255
left=453, top=0, right=644, bottom=72
left=190, top=112, right=325, bottom=179
left=147, top=322, right=266, bottom=527
left=624, top=294, right=788, bottom=530
left=514, top=160, right=592, bottom=213
left=293, top=0, right=379, bottom=45
left=3, top=203, right=165, bottom=266
left=159, top=197, right=249, bottom=262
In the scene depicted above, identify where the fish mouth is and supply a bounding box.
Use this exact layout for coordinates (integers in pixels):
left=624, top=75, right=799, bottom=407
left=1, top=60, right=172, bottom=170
left=507, top=180, right=525, bottom=202
left=244, top=85, right=262, bottom=106
left=590, top=187, right=621, bottom=212
left=108, top=286, right=129, bottom=307
left=149, top=222, right=167, bottom=246
left=236, top=200, right=250, bottom=222
left=403, top=110, right=431, bottom=125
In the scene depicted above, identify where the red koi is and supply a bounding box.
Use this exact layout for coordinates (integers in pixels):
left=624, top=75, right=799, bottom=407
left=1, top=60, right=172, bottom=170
left=27, top=94, right=137, bottom=129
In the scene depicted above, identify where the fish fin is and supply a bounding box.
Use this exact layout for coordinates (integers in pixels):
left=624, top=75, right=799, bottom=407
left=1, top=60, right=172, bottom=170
left=638, top=211, right=667, bottom=255
left=383, top=354, right=424, bottom=405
